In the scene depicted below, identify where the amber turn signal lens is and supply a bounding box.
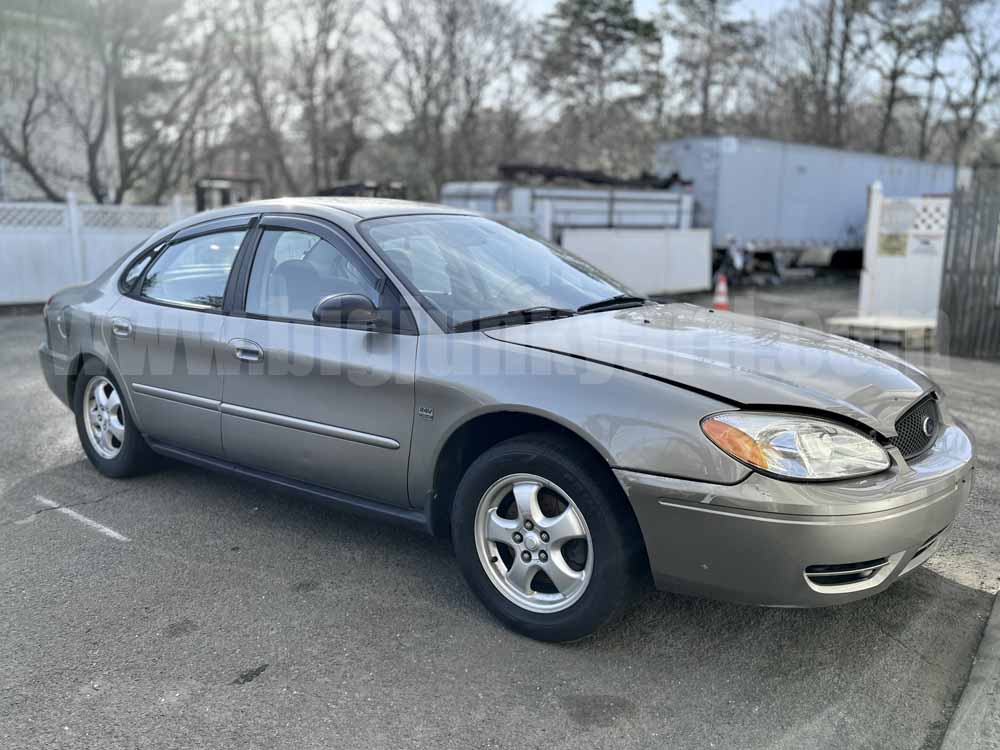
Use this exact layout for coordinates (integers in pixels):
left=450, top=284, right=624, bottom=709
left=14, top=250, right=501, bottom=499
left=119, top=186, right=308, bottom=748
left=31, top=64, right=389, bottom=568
left=702, top=418, right=769, bottom=469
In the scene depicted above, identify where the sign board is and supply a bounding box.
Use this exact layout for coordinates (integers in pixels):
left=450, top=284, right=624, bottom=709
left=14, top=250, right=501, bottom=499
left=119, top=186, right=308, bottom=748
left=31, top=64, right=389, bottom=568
left=878, top=234, right=907, bottom=256
left=908, top=233, right=945, bottom=256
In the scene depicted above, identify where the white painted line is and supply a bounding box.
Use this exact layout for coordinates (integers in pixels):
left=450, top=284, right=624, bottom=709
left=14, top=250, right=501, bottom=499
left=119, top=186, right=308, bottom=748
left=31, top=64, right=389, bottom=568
left=34, top=495, right=130, bottom=542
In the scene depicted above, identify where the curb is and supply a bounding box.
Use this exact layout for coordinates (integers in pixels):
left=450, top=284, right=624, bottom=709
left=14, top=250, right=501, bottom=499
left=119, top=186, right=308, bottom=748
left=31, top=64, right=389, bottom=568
left=941, top=591, right=1000, bottom=750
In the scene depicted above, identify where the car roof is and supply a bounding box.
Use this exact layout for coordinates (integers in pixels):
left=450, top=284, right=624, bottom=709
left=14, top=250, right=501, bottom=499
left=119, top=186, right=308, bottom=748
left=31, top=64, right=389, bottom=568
left=204, top=196, right=474, bottom=220
left=297, top=197, right=474, bottom=219
left=150, top=197, right=478, bottom=251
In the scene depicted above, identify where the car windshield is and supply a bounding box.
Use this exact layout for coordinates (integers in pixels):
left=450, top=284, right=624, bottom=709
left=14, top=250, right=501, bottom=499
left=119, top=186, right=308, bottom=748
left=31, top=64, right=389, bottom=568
left=361, top=215, right=633, bottom=330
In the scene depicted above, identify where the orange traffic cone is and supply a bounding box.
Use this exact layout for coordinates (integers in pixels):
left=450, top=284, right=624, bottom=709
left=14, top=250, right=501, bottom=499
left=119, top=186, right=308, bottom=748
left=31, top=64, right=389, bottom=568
left=712, top=273, right=730, bottom=311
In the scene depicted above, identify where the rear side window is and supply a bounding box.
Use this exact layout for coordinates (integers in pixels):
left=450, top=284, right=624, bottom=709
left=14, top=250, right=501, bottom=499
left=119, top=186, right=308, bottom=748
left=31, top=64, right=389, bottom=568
left=119, top=244, right=162, bottom=293
left=140, top=231, right=245, bottom=310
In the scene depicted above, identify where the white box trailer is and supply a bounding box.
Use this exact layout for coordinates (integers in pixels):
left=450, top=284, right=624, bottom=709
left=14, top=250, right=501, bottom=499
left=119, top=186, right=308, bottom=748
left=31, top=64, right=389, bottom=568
left=656, top=136, right=961, bottom=250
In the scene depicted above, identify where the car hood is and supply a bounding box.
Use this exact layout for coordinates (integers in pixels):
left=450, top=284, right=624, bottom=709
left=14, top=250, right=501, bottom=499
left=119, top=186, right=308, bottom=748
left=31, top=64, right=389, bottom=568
left=483, top=303, right=934, bottom=436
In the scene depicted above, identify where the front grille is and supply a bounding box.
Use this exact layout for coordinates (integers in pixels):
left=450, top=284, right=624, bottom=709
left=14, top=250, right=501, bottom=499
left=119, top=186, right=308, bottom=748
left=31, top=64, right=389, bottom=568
left=888, top=395, right=940, bottom=459
left=805, top=558, right=892, bottom=587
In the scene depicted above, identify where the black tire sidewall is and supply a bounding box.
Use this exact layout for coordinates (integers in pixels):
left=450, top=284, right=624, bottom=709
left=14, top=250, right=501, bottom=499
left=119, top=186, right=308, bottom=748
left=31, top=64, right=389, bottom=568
left=452, top=435, right=639, bottom=641
left=73, top=362, right=154, bottom=478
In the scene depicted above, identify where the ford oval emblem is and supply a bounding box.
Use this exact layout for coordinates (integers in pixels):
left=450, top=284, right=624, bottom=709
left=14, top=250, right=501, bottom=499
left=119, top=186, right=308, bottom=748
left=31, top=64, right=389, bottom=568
left=921, top=416, right=936, bottom=437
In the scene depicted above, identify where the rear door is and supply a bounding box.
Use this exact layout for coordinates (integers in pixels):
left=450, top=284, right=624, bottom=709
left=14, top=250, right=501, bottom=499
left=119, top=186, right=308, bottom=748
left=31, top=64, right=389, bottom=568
left=110, top=216, right=254, bottom=457
left=220, top=215, right=418, bottom=506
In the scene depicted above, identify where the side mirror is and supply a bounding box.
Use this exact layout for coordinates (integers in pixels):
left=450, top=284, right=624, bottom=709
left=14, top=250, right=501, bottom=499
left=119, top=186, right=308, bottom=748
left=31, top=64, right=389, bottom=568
left=312, top=293, right=378, bottom=326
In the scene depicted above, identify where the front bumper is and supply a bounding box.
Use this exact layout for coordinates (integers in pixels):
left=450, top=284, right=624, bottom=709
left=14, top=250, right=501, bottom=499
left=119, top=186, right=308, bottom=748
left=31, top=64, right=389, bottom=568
left=616, top=422, right=975, bottom=607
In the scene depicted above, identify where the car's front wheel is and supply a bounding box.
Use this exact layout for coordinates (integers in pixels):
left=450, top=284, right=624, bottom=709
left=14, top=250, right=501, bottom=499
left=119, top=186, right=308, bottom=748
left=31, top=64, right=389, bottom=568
left=452, top=433, right=645, bottom=641
left=74, top=361, right=159, bottom=478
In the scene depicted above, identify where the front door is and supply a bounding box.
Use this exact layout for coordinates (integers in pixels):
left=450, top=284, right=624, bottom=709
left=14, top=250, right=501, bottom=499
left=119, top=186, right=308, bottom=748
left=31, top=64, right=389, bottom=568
left=220, top=215, right=418, bottom=506
left=110, top=221, right=250, bottom=457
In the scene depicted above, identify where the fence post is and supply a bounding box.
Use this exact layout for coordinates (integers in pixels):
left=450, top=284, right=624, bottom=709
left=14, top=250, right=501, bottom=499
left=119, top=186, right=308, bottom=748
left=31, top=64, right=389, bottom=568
left=66, top=191, right=86, bottom=282
left=858, top=181, right=882, bottom=317
left=679, top=193, right=694, bottom=230
left=537, top=200, right=554, bottom=242
left=170, top=194, right=185, bottom=222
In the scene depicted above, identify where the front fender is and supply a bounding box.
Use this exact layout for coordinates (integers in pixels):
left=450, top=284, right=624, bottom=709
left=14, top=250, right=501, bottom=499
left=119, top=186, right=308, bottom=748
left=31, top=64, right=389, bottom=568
left=407, top=333, right=750, bottom=510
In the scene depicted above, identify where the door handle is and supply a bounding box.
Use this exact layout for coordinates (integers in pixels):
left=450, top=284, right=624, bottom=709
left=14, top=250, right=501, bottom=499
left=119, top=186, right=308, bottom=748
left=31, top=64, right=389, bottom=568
left=111, top=318, right=132, bottom=338
left=230, top=339, right=263, bottom=363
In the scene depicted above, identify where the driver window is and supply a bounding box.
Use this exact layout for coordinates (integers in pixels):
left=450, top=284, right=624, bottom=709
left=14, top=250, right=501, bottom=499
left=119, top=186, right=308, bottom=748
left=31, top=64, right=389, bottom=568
left=245, top=229, right=380, bottom=322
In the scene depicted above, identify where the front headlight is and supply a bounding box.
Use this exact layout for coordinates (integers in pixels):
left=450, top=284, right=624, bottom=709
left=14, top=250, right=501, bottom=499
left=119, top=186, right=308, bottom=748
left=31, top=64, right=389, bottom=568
left=701, top=412, right=890, bottom=481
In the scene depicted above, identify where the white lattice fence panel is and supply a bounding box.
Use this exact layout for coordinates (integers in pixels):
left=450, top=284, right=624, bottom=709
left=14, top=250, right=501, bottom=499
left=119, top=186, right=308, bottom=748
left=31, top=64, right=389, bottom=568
left=0, top=202, right=67, bottom=228
left=80, top=204, right=170, bottom=230
left=911, top=198, right=950, bottom=233
left=0, top=196, right=184, bottom=303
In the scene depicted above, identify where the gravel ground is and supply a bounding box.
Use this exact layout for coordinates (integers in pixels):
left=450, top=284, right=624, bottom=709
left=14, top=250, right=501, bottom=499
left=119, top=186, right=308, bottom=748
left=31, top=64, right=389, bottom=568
left=1, top=306, right=997, bottom=750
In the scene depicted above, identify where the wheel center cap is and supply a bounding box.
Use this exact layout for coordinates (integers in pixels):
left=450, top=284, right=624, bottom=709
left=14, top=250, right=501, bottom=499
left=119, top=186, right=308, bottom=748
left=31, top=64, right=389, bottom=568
left=523, top=532, right=541, bottom=551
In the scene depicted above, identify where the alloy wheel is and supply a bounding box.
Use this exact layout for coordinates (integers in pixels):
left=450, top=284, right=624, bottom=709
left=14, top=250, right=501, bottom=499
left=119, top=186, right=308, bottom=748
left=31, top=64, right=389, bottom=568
left=474, top=473, right=593, bottom=613
left=83, top=376, right=125, bottom=460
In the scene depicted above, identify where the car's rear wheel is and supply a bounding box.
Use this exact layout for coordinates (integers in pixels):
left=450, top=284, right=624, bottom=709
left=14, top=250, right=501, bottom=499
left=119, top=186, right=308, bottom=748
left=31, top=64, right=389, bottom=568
left=452, top=433, right=644, bottom=641
left=74, top=361, right=159, bottom=478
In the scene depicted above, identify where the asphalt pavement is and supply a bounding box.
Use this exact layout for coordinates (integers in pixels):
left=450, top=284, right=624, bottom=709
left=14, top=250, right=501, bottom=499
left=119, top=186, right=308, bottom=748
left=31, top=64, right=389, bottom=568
left=1, top=309, right=997, bottom=750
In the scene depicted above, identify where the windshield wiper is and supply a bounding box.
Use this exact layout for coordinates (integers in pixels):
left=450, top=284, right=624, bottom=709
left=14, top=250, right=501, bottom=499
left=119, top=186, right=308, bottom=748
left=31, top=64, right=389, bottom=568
left=454, top=306, right=576, bottom=332
left=576, top=295, right=648, bottom=313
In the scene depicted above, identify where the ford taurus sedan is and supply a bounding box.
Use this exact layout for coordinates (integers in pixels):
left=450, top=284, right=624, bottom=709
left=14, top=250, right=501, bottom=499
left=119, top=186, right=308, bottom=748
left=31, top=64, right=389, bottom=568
left=38, top=198, right=975, bottom=641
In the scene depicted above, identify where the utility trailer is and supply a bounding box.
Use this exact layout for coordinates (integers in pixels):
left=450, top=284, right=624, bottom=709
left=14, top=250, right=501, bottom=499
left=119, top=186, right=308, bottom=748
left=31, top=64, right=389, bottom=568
left=656, top=136, right=961, bottom=256
left=439, top=180, right=710, bottom=295
left=439, top=181, right=693, bottom=240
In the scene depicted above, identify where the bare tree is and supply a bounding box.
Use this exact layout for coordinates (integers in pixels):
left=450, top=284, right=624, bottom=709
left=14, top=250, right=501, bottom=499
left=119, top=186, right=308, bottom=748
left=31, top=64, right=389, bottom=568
left=448, top=0, right=525, bottom=179
left=227, top=0, right=302, bottom=194
left=913, top=29, right=949, bottom=159
left=942, top=6, right=1000, bottom=167
left=286, top=0, right=371, bottom=192
left=0, top=7, right=64, bottom=201
left=829, top=0, right=865, bottom=146
left=531, top=0, right=662, bottom=171
left=112, top=6, right=223, bottom=203
left=50, top=0, right=224, bottom=203
left=784, top=0, right=867, bottom=147
left=6, top=0, right=1000, bottom=205
left=378, top=0, right=523, bottom=196
left=864, top=0, right=946, bottom=154
left=665, top=0, right=762, bottom=135
left=325, top=48, right=374, bottom=183
left=51, top=1, right=115, bottom=203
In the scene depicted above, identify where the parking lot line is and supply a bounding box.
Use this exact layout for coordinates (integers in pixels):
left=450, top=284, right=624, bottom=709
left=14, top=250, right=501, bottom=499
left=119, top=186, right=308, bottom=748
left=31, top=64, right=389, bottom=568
left=34, top=495, right=130, bottom=542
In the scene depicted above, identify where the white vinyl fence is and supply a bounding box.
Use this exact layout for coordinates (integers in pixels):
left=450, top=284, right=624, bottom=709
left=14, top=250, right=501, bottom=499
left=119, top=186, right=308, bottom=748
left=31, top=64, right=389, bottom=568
left=0, top=193, right=187, bottom=305
left=561, top=228, right=713, bottom=295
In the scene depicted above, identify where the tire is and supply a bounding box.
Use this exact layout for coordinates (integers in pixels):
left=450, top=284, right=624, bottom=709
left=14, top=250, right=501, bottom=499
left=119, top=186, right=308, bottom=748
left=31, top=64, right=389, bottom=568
left=73, top=360, right=160, bottom=478
left=451, top=432, right=645, bottom=642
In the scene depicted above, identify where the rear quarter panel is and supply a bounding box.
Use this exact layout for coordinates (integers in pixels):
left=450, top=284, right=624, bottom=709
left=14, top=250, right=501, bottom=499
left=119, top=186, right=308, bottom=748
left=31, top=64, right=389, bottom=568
left=43, top=251, right=144, bottom=423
